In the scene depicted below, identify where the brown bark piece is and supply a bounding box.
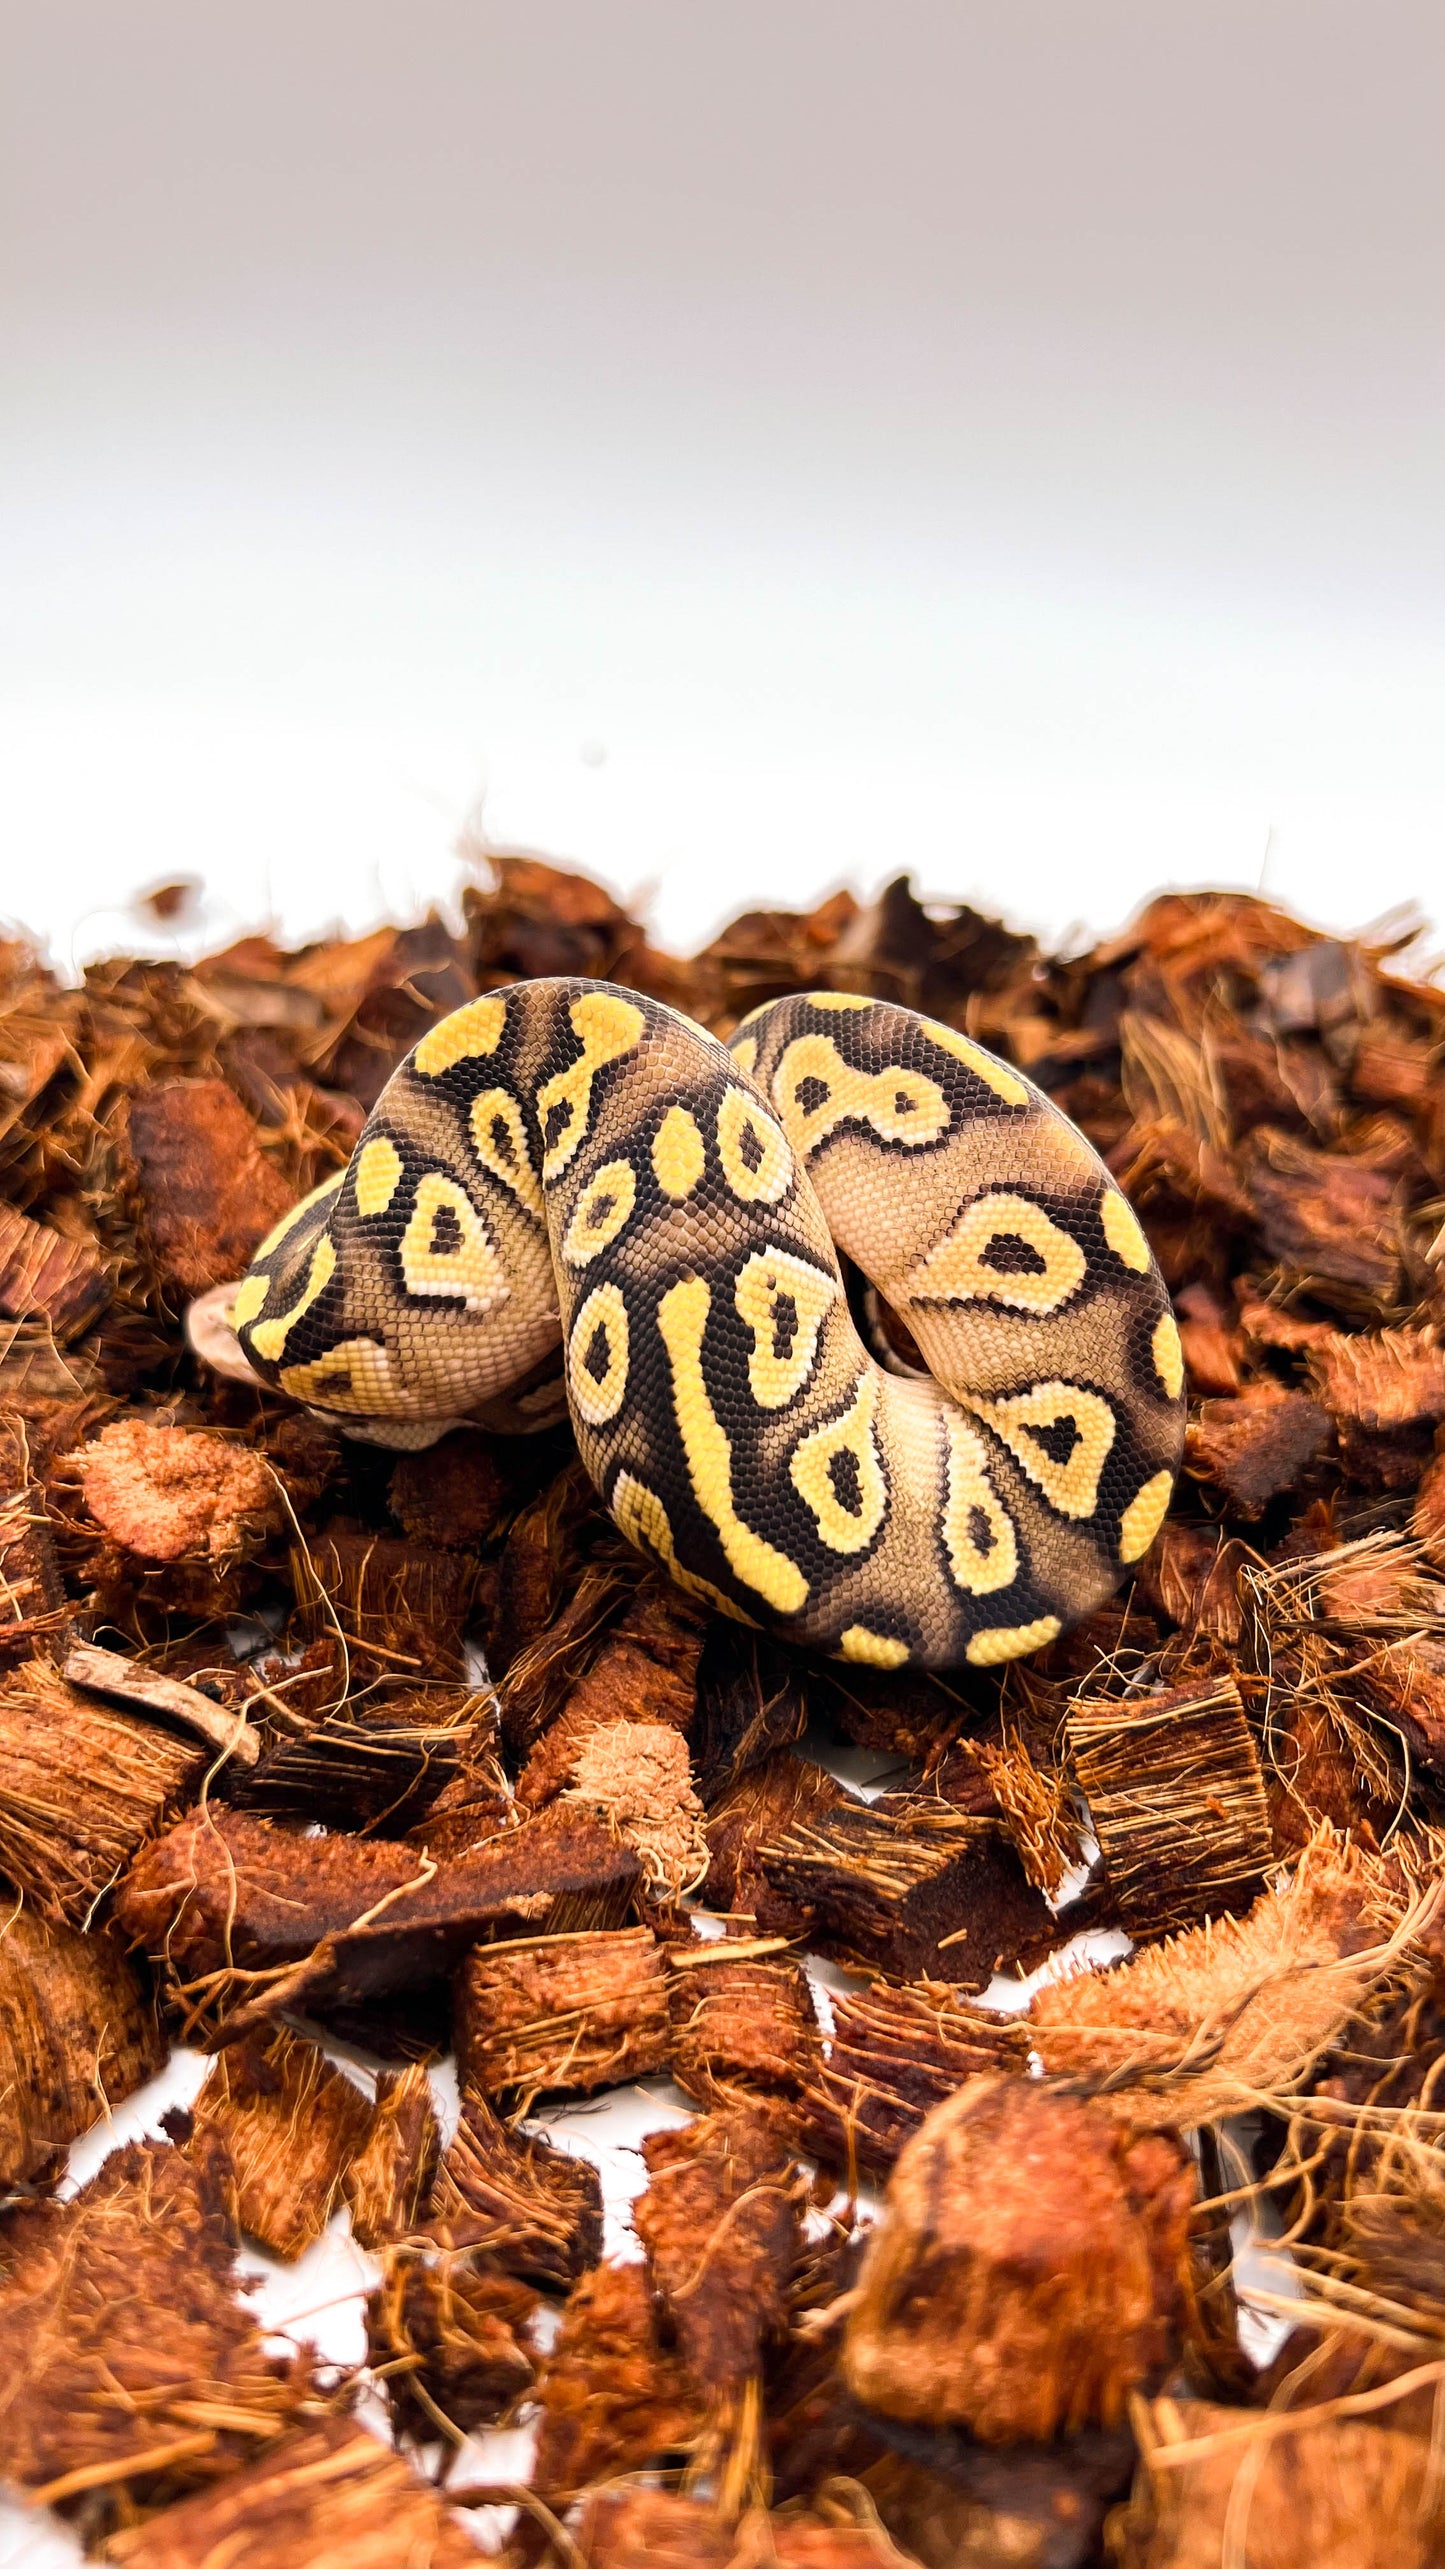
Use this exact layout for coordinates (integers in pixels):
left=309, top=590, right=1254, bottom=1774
left=0, top=1657, right=205, bottom=1925
left=367, top=2244, right=537, bottom=2443
left=1066, top=1675, right=1273, bottom=1938
left=426, top=2085, right=603, bottom=2284
left=1133, top=1519, right=1244, bottom=1644
left=564, top=1717, right=709, bottom=1903
left=0, top=1903, right=163, bottom=2188
left=0, top=1201, right=109, bottom=1342
left=517, top=1580, right=702, bottom=1805
left=1306, top=1322, right=1445, bottom=1486
left=240, top=1692, right=478, bottom=1828
left=105, top=2413, right=481, bottom=2569
left=529, top=2257, right=704, bottom=2504
left=191, top=2023, right=373, bottom=2259
left=116, top=1799, right=640, bottom=2022
left=1348, top=1636, right=1445, bottom=1779
left=72, top=1417, right=282, bottom=1565
left=0, top=2134, right=311, bottom=2534
left=344, top=2061, right=440, bottom=2248
left=387, top=1426, right=512, bottom=1549
left=65, top=1641, right=261, bottom=1767
left=668, top=1945, right=822, bottom=2134
left=454, top=1925, right=672, bottom=2103
left=290, top=1526, right=482, bottom=1680
left=690, top=1621, right=811, bottom=1801
left=1245, top=1126, right=1403, bottom=1308
left=843, top=2080, right=1195, bottom=2440
left=1413, top=1444, right=1445, bottom=1569
left=1187, top=1382, right=1333, bottom=1515
left=0, top=1416, right=69, bottom=1664
left=1115, top=2399, right=1444, bottom=2568
left=1030, top=1830, right=1393, bottom=2123
left=758, top=1795, right=1054, bottom=1985
left=123, top=1076, right=297, bottom=1297
left=635, top=2106, right=805, bottom=2397
left=702, top=1751, right=852, bottom=1932
left=801, top=1978, right=1030, bottom=2181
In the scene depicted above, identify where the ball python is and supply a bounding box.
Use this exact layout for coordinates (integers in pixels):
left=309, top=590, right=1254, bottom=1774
left=231, top=978, right=1185, bottom=1671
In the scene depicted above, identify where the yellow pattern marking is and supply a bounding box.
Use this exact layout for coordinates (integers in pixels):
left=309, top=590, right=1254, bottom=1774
left=840, top=1625, right=910, bottom=1667
left=536, top=993, right=646, bottom=1182
left=563, top=1158, right=638, bottom=1267
left=716, top=1086, right=794, bottom=1204
left=804, top=991, right=874, bottom=1010
left=905, top=1191, right=1086, bottom=1316
left=1119, top=1468, right=1174, bottom=1564
left=963, top=1381, right=1116, bottom=1519
left=656, top=1275, right=808, bottom=1614
left=967, top=1615, right=1062, bottom=1667
left=249, top=1233, right=336, bottom=1362
left=773, top=1034, right=949, bottom=1158
left=920, top=1019, right=1030, bottom=1106
left=280, top=1336, right=398, bottom=1412
left=400, top=1175, right=506, bottom=1313
left=728, top=1035, right=759, bottom=1081
left=251, top=1171, right=343, bottom=1265
left=354, top=1135, right=403, bottom=1216
left=1152, top=1309, right=1184, bottom=1400
left=651, top=1103, right=706, bottom=1200
left=733, top=1248, right=837, bottom=1408
left=610, top=1469, right=753, bottom=1621
left=469, top=1087, right=543, bottom=1214
left=789, top=1370, right=887, bottom=1555
left=1101, top=1188, right=1151, bottom=1273
left=942, top=1418, right=1018, bottom=1596
left=568, top=1282, right=630, bottom=1426
left=231, top=1271, right=269, bottom=1328
left=413, top=994, right=507, bottom=1076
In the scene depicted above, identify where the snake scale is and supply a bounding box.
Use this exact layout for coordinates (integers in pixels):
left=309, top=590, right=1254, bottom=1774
left=232, top=979, right=1185, bottom=1671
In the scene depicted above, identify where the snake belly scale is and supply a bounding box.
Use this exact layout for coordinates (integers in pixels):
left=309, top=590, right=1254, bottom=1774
left=233, top=979, right=1186, bottom=1671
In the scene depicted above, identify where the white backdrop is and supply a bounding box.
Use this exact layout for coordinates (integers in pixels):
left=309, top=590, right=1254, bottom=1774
left=4, top=3, right=1444, bottom=974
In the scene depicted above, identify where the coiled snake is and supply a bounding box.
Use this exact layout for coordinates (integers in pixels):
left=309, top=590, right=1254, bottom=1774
left=231, top=980, right=1184, bottom=1671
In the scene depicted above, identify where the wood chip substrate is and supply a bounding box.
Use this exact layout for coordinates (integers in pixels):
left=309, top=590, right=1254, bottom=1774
left=3, top=865, right=1445, bottom=2562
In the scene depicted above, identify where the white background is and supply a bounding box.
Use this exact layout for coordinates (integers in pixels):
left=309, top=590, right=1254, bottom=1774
left=3, top=3, right=1444, bottom=974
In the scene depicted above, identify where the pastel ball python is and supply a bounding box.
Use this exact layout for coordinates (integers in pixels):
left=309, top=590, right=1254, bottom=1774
left=231, top=979, right=1185, bottom=1671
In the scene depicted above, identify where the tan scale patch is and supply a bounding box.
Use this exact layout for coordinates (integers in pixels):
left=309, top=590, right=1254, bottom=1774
left=568, top=1282, right=631, bottom=1426
left=920, top=1019, right=1029, bottom=1106
left=354, top=1135, right=403, bottom=1216
left=733, top=1247, right=837, bottom=1408
left=469, top=1087, right=544, bottom=1214
left=840, top=1625, right=910, bottom=1667
left=400, top=1175, right=506, bottom=1313
left=536, top=992, right=646, bottom=1182
left=563, top=1158, right=637, bottom=1267
left=728, top=1035, right=759, bottom=1081
left=656, top=1275, right=808, bottom=1614
left=280, top=1336, right=398, bottom=1412
left=651, top=1103, right=706, bottom=1200
left=1152, top=1308, right=1185, bottom=1400
left=716, top=1086, right=794, bottom=1205
left=789, top=1370, right=887, bottom=1555
left=942, top=1417, right=1018, bottom=1596
left=249, top=1233, right=336, bottom=1362
left=964, top=1381, right=1117, bottom=1520
left=251, top=1171, right=343, bottom=1265
left=1101, top=1188, right=1151, bottom=1273
left=967, top=1614, right=1062, bottom=1667
left=772, top=1033, right=949, bottom=1158
left=905, top=1190, right=1086, bottom=1316
left=1119, top=1467, right=1174, bottom=1564
left=413, top=993, right=507, bottom=1076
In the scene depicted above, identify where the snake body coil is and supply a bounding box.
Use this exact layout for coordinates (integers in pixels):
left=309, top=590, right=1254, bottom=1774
left=233, top=979, right=1185, bottom=1670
